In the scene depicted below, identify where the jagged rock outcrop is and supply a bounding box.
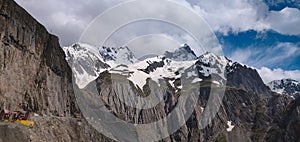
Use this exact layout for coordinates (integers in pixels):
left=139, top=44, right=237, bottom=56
left=164, top=44, right=197, bottom=61
left=0, top=1, right=113, bottom=142
left=226, top=63, right=271, bottom=95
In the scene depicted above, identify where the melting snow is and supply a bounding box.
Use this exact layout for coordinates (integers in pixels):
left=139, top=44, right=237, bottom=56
left=128, top=71, right=149, bottom=89
left=226, top=121, right=235, bottom=132
left=177, top=85, right=183, bottom=89
left=168, top=80, right=175, bottom=88
left=73, top=67, right=99, bottom=89
left=192, top=78, right=203, bottom=83
left=200, top=107, right=204, bottom=113
left=212, top=80, right=221, bottom=85
left=111, top=57, right=196, bottom=89
left=187, top=71, right=198, bottom=78
left=274, top=88, right=284, bottom=94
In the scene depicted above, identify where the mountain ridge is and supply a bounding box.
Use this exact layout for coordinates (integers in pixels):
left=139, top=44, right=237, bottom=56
left=64, top=42, right=271, bottom=96
left=268, top=79, right=300, bottom=99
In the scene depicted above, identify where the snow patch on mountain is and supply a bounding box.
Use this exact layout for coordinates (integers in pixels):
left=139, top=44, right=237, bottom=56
left=99, top=46, right=137, bottom=65
left=164, top=44, right=197, bottom=61
left=226, top=121, right=235, bottom=132
left=63, top=43, right=251, bottom=90
left=192, top=78, right=203, bottom=83
left=111, top=56, right=196, bottom=88
left=63, top=43, right=110, bottom=88
left=268, top=79, right=300, bottom=99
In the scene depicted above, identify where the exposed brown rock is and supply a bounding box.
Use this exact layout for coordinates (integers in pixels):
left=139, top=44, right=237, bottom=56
left=0, top=0, right=76, bottom=117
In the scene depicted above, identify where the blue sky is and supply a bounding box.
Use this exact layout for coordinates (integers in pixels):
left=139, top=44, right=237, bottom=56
left=218, top=30, right=300, bottom=70
left=15, top=0, right=300, bottom=83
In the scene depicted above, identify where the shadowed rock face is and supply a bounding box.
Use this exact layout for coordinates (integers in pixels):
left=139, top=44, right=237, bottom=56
left=226, top=63, right=271, bottom=95
left=266, top=97, right=300, bottom=142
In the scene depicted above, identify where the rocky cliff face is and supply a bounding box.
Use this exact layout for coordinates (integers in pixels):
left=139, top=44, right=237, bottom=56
left=0, top=1, right=112, bottom=142
left=85, top=65, right=291, bottom=142
left=0, top=0, right=77, bottom=116
left=226, top=63, right=271, bottom=95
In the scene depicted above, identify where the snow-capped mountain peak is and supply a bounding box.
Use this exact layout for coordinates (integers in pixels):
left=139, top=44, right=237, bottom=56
left=195, top=52, right=230, bottom=80
left=63, top=43, right=110, bottom=88
left=99, top=46, right=137, bottom=65
left=268, top=79, right=300, bottom=99
left=198, top=52, right=230, bottom=65
left=63, top=43, right=250, bottom=89
left=164, top=44, right=197, bottom=61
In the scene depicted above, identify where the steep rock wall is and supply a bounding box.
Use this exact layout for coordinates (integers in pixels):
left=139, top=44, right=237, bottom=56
left=0, top=0, right=77, bottom=116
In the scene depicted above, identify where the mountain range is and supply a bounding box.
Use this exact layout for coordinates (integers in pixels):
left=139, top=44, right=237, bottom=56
left=63, top=42, right=299, bottom=141
left=0, top=0, right=299, bottom=142
left=64, top=42, right=298, bottom=99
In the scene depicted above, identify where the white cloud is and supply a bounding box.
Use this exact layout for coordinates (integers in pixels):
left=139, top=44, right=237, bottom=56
left=15, top=0, right=300, bottom=46
left=229, top=42, right=300, bottom=68
left=184, top=0, right=300, bottom=35
left=11, top=0, right=300, bottom=85
left=15, top=0, right=124, bottom=45
left=190, top=0, right=269, bottom=34
left=125, top=34, right=181, bottom=59
left=265, top=8, right=300, bottom=35
left=230, top=48, right=253, bottom=64
left=257, top=67, right=300, bottom=83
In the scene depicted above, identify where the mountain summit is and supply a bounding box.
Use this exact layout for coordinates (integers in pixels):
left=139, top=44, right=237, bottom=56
left=164, top=44, right=197, bottom=61
left=99, top=46, right=137, bottom=64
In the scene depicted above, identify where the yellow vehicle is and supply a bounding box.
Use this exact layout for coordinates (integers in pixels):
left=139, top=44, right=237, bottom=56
left=0, top=109, right=34, bottom=127
left=15, top=120, right=34, bottom=127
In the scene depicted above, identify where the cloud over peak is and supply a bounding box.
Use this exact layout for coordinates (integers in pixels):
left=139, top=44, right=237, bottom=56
left=15, top=0, right=300, bottom=46
left=258, top=67, right=300, bottom=83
